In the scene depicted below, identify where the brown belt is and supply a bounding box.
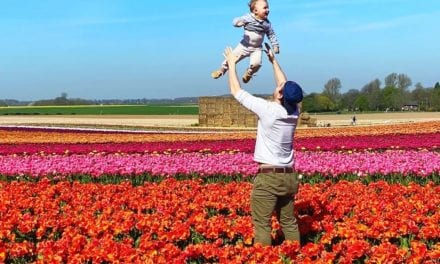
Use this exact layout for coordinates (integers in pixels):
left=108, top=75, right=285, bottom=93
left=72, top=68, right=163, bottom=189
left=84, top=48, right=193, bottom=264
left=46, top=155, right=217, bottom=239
left=258, top=167, right=294, bottom=174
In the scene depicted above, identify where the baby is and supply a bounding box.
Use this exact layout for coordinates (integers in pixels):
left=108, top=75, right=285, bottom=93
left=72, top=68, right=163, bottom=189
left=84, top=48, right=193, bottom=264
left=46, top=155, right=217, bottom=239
left=211, top=0, right=279, bottom=83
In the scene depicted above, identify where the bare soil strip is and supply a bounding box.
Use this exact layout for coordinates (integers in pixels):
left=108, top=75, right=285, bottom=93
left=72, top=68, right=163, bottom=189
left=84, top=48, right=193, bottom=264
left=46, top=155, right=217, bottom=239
left=311, top=112, right=440, bottom=127
left=0, top=112, right=439, bottom=130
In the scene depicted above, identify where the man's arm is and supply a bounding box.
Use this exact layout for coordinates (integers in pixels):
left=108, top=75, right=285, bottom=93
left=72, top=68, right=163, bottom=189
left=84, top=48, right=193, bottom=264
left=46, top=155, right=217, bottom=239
left=223, top=47, right=242, bottom=96
left=224, top=46, right=273, bottom=118
left=264, top=43, right=286, bottom=86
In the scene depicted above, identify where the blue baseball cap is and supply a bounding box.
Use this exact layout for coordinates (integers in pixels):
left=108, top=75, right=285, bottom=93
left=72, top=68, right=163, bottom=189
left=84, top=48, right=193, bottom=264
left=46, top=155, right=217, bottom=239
left=283, top=81, right=303, bottom=115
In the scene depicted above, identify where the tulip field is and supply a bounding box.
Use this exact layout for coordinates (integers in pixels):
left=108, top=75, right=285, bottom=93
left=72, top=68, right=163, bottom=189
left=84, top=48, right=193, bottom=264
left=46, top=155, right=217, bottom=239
left=0, top=121, right=439, bottom=263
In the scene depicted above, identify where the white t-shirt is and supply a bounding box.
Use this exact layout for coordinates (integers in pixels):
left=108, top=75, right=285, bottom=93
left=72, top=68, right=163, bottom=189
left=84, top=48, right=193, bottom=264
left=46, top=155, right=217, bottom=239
left=234, top=90, right=299, bottom=167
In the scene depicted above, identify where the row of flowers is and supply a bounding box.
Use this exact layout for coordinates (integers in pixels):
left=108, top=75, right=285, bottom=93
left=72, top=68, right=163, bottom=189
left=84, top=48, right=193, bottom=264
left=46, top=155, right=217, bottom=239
left=1, top=121, right=439, bottom=144
left=1, top=179, right=439, bottom=263
left=1, top=122, right=439, bottom=263
left=0, top=132, right=439, bottom=155
left=0, top=150, right=438, bottom=179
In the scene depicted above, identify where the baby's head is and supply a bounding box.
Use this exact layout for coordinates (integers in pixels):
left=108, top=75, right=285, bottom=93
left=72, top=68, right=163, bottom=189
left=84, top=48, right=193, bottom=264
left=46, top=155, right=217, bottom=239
left=248, top=0, right=269, bottom=20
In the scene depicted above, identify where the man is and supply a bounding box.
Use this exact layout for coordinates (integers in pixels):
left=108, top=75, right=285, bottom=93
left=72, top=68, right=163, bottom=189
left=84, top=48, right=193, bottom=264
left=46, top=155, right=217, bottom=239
left=223, top=43, right=303, bottom=246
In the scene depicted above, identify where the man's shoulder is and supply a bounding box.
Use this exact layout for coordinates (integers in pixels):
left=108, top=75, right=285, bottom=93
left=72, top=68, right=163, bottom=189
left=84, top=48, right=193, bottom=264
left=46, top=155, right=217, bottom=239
left=269, top=103, right=300, bottom=119
left=263, top=101, right=285, bottom=115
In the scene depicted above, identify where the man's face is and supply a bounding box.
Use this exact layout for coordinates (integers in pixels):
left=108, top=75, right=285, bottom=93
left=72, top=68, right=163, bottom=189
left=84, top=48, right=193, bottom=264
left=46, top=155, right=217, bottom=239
left=253, top=1, right=269, bottom=20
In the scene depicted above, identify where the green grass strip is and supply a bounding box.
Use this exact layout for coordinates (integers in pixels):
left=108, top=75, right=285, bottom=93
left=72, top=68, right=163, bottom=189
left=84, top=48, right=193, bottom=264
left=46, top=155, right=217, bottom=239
left=0, top=104, right=198, bottom=115
left=0, top=173, right=438, bottom=186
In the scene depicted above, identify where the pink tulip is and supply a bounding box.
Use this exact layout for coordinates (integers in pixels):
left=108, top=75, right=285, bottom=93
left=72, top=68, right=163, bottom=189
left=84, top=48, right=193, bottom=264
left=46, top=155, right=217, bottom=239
left=0, top=150, right=438, bottom=179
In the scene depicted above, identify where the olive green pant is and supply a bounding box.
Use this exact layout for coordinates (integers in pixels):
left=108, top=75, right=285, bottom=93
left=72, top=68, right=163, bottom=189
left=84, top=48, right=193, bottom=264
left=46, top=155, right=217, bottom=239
left=251, top=172, right=300, bottom=246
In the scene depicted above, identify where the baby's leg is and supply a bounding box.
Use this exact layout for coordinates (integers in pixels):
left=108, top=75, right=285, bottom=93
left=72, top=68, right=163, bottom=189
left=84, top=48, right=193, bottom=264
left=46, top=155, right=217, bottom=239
left=247, top=49, right=262, bottom=75
left=212, top=44, right=251, bottom=80
left=221, top=44, right=250, bottom=71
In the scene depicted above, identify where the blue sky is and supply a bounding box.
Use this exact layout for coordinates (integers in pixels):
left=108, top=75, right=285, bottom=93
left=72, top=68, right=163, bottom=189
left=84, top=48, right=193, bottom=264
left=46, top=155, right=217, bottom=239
left=1, top=0, right=439, bottom=100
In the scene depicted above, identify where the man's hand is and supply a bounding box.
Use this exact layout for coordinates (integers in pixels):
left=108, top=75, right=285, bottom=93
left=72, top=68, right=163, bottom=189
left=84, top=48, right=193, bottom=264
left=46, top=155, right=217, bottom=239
left=223, top=47, right=239, bottom=67
left=264, top=42, right=275, bottom=63
left=223, top=47, right=241, bottom=96
left=264, top=42, right=287, bottom=85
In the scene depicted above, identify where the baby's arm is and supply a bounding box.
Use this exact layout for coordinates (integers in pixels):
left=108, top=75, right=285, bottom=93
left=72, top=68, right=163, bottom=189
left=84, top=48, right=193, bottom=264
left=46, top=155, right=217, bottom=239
left=266, top=23, right=280, bottom=53
left=232, top=14, right=252, bottom=27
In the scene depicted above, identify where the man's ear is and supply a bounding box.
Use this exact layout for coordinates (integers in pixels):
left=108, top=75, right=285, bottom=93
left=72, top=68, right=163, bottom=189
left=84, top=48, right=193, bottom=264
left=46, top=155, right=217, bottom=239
left=275, top=89, right=283, bottom=100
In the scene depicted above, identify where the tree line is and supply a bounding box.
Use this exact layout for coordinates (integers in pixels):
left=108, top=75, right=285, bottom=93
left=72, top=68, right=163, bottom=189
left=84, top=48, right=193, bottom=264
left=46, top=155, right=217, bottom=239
left=302, top=73, right=440, bottom=112
left=1, top=73, right=439, bottom=111
left=0, top=93, right=198, bottom=107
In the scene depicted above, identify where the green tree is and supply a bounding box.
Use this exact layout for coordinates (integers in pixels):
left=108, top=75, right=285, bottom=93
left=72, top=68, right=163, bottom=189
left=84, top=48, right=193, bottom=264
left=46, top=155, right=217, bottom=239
left=384, top=73, right=411, bottom=107
left=301, top=94, right=315, bottom=112
left=323, top=78, right=342, bottom=103
left=302, top=93, right=336, bottom=112
left=412, top=83, right=429, bottom=111
left=397, top=74, right=412, bottom=91
left=381, top=86, right=401, bottom=110
left=354, top=95, right=369, bottom=111
left=340, top=89, right=360, bottom=111
left=434, top=82, right=440, bottom=89
left=414, top=82, right=424, bottom=90
left=384, top=73, right=398, bottom=87
left=53, top=96, right=70, bottom=105
left=431, top=85, right=440, bottom=111
left=315, top=94, right=336, bottom=112
left=361, top=79, right=381, bottom=110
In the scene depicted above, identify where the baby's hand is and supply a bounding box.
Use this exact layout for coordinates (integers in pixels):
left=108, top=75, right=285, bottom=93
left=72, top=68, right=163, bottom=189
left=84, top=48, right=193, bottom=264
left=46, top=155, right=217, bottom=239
left=273, top=46, right=280, bottom=54
left=236, top=21, right=245, bottom=27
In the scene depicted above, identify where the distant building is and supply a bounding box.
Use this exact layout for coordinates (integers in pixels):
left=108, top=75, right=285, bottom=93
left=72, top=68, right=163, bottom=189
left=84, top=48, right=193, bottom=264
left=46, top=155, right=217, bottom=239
left=401, top=102, right=419, bottom=111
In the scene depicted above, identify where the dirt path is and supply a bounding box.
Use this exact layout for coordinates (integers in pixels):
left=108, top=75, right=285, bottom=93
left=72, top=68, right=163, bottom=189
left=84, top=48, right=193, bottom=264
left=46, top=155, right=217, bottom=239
left=311, top=112, right=440, bottom=127
left=0, top=115, right=199, bottom=128
left=0, top=112, right=439, bottom=129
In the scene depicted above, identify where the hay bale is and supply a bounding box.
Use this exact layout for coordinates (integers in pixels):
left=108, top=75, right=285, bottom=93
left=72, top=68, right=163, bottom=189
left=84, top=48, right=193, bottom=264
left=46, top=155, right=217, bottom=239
left=301, top=112, right=310, bottom=121
left=198, top=96, right=259, bottom=127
